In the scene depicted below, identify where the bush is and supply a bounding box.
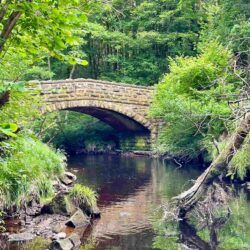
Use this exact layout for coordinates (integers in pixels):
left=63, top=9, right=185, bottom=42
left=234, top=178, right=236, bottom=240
left=151, top=41, right=236, bottom=160
left=0, top=135, right=66, bottom=209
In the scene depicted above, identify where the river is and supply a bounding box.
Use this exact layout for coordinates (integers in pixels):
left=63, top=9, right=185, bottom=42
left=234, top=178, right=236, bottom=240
left=3, top=154, right=250, bottom=249
left=67, top=154, right=201, bottom=249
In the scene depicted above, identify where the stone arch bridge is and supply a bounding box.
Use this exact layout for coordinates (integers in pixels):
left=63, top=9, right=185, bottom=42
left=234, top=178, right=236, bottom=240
left=33, top=79, right=160, bottom=150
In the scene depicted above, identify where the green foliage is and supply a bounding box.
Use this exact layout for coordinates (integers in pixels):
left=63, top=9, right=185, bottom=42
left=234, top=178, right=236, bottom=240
left=200, top=0, right=250, bottom=52
left=217, top=193, right=250, bottom=249
left=151, top=42, right=235, bottom=159
left=228, top=134, right=250, bottom=180
left=69, top=184, right=97, bottom=209
left=18, top=237, right=51, bottom=250
left=78, top=239, right=97, bottom=250
left=0, top=0, right=92, bottom=61
left=22, top=66, right=54, bottom=81
left=0, top=135, right=66, bottom=209
left=52, top=0, right=205, bottom=84
left=34, top=111, right=117, bottom=154
left=0, top=89, right=41, bottom=130
left=197, top=192, right=250, bottom=250
left=0, top=123, right=18, bottom=138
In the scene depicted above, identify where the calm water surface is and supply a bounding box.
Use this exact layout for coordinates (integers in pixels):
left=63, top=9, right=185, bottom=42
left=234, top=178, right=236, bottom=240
left=68, top=155, right=201, bottom=250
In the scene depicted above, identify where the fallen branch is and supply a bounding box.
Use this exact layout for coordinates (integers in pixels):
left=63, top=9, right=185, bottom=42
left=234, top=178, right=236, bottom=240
left=173, top=112, right=250, bottom=218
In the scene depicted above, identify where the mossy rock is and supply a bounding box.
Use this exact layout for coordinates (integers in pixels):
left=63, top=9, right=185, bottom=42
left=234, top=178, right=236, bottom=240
left=42, top=194, right=76, bottom=216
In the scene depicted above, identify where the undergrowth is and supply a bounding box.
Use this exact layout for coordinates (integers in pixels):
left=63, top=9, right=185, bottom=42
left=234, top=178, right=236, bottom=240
left=228, top=134, right=250, bottom=180
left=0, top=135, right=66, bottom=209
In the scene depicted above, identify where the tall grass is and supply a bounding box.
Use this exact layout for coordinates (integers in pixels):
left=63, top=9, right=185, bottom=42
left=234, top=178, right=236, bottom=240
left=0, top=135, right=66, bottom=209
left=69, top=184, right=97, bottom=210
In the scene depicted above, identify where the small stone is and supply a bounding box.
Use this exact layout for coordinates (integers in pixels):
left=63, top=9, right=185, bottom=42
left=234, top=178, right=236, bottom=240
left=8, top=232, right=35, bottom=242
left=51, top=238, right=73, bottom=250
left=65, top=209, right=89, bottom=228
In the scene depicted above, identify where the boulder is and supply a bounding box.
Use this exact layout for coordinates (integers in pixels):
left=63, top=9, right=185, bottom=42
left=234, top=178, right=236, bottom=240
left=68, top=233, right=81, bottom=248
left=52, top=232, right=67, bottom=240
left=65, top=209, right=89, bottom=228
left=90, top=206, right=101, bottom=218
left=51, top=238, right=73, bottom=250
left=41, top=194, right=76, bottom=216
left=8, top=232, right=35, bottom=242
left=51, top=223, right=66, bottom=234
left=59, top=172, right=76, bottom=186
left=65, top=172, right=77, bottom=181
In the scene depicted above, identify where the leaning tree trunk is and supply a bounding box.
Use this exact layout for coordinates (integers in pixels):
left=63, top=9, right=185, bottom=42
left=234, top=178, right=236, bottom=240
left=174, top=113, right=250, bottom=218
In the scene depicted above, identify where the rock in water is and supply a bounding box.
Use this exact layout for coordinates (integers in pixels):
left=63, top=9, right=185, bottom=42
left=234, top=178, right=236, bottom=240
left=68, top=233, right=81, bottom=248
left=51, top=238, right=73, bottom=250
left=8, top=232, right=35, bottom=242
left=90, top=206, right=101, bottom=218
left=65, top=209, right=89, bottom=228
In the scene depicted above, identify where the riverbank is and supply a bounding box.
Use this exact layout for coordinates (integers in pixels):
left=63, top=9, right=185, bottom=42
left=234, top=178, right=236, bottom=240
left=0, top=171, right=100, bottom=250
left=1, top=154, right=249, bottom=250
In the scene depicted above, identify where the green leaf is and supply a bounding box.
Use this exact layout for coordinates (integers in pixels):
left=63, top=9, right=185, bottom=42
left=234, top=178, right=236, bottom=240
left=0, top=123, right=18, bottom=137
left=79, top=60, right=88, bottom=66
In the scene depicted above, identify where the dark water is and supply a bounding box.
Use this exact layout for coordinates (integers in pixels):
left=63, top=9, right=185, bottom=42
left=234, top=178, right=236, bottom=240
left=68, top=155, right=201, bottom=250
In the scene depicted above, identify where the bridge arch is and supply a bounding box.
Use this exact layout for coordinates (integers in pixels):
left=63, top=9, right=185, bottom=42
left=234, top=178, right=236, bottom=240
left=45, top=100, right=153, bottom=133
left=34, top=79, right=160, bottom=145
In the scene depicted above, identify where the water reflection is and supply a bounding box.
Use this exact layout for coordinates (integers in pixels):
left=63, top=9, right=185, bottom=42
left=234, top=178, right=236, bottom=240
left=68, top=155, right=200, bottom=249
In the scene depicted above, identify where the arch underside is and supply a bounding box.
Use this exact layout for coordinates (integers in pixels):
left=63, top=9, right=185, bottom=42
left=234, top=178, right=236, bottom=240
left=46, top=100, right=152, bottom=134
left=68, top=107, right=149, bottom=133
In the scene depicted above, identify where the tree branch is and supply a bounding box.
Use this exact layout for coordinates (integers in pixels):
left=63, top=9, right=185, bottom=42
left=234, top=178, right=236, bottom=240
left=0, top=10, right=22, bottom=53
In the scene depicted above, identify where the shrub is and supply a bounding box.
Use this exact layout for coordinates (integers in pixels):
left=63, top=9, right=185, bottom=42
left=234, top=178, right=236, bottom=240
left=151, top=41, right=236, bottom=160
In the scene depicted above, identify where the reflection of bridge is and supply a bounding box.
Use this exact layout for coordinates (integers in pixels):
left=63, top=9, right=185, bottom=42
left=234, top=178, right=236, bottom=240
left=34, top=79, right=160, bottom=145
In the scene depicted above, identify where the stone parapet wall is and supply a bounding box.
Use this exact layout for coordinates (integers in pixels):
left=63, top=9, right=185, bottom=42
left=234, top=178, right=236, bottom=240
left=38, top=79, right=153, bottom=107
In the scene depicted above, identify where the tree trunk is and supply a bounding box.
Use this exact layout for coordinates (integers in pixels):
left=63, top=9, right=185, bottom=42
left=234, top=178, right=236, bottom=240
left=174, top=113, right=250, bottom=218
left=69, top=64, right=76, bottom=79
